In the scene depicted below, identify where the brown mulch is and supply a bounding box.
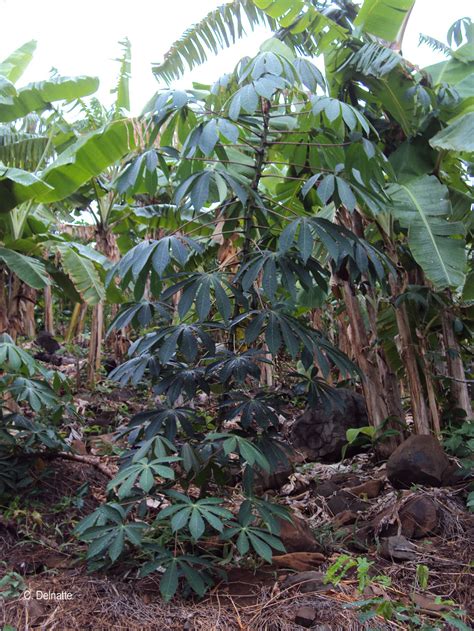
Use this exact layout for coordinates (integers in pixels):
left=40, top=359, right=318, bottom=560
left=1, top=447, right=473, bottom=630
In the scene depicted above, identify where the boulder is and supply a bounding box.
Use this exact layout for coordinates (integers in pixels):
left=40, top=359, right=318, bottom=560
left=386, top=435, right=451, bottom=489
left=255, top=451, right=293, bottom=493
left=373, top=495, right=439, bottom=539
left=290, top=389, right=368, bottom=462
left=277, top=515, right=321, bottom=553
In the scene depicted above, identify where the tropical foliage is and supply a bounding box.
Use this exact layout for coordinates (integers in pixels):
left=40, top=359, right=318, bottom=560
left=0, top=0, right=473, bottom=606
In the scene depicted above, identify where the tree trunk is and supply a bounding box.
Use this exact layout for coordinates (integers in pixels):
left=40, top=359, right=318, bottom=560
left=7, top=276, right=36, bottom=339
left=340, top=280, right=401, bottom=456
left=87, top=302, right=104, bottom=387
left=389, top=279, right=431, bottom=434
left=44, top=285, right=54, bottom=334
left=0, top=267, right=9, bottom=334
left=442, top=309, right=473, bottom=419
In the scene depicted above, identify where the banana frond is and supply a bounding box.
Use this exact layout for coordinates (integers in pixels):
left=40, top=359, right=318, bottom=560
left=0, top=40, right=37, bottom=84
left=152, top=0, right=278, bottom=84
left=418, top=34, right=451, bottom=57
left=0, top=127, right=52, bottom=170
left=112, top=38, right=132, bottom=115
left=341, top=42, right=401, bottom=78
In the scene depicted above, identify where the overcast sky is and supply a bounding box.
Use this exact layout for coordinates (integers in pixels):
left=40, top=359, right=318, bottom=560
left=1, top=0, right=472, bottom=113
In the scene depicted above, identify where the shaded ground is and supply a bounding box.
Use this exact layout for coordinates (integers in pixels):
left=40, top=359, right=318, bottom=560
left=1, top=385, right=473, bottom=630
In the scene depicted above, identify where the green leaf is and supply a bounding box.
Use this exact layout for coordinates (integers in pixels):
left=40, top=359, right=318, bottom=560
left=189, top=508, right=206, bottom=539
left=39, top=119, right=137, bottom=203
left=0, top=247, right=49, bottom=289
left=0, top=75, right=99, bottom=123
left=388, top=175, right=466, bottom=289
left=0, top=40, right=37, bottom=84
left=354, top=0, right=416, bottom=42
left=57, top=246, right=105, bottom=305
left=429, top=112, right=474, bottom=153
left=0, top=165, right=53, bottom=213
left=160, top=561, right=179, bottom=601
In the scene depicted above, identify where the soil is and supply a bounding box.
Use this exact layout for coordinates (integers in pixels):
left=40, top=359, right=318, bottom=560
left=1, top=386, right=473, bottom=630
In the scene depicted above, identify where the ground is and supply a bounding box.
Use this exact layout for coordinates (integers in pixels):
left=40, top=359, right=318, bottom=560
left=0, top=386, right=473, bottom=630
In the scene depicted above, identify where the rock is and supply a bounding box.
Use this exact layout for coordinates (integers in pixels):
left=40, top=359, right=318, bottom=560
left=332, top=510, right=358, bottom=527
left=386, top=435, right=451, bottom=489
left=379, top=535, right=417, bottom=561
left=272, top=552, right=325, bottom=571
left=278, top=515, right=321, bottom=553
left=346, top=478, right=383, bottom=499
left=373, top=495, right=438, bottom=539
left=282, top=571, right=329, bottom=593
left=290, top=389, right=368, bottom=462
left=295, top=606, right=317, bottom=628
left=441, top=461, right=465, bottom=486
left=35, top=330, right=61, bottom=354
left=255, top=451, right=293, bottom=493
left=350, top=523, right=374, bottom=551
left=326, top=491, right=369, bottom=516
left=314, top=480, right=339, bottom=497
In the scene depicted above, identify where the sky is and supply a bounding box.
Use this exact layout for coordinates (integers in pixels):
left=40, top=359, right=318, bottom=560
left=0, top=0, right=472, bottom=114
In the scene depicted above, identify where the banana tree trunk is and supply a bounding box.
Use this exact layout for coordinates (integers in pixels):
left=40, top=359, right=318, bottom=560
left=0, top=267, right=9, bottom=333
left=442, top=309, right=473, bottom=419
left=340, top=280, right=401, bottom=456
left=87, top=302, right=104, bottom=387
left=7, top=276, right=36, bottom=340
left=43, top=284, right=54, bottom=334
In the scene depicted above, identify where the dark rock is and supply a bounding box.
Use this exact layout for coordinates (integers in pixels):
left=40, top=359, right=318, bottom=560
left=379, top=535, right=417, bottom=561
left=278, top=515, right=321, bottom=553
left=282, top=571, right=329, bottom=593
left=295, top=606, right=317, bottom=628
left=441, top=461, right=465, bottom=486
left=374, top=493, right=439, bottom=539
left=326, top=490, right=369, bottom=516
left=374, top=495, right=439, bottom=539
left=33, top=351, right=62, bottom=365
left=314, top=481, right=339, bottom=497
left=386, top=435, right=451, bottom=489
left=35, top=330, right=61, bottom=354
left=332, top=510, right=358, bottom=527
left=290, top=389, right=368, bottom=462
left=255, top=447, right=293, bottom=492
left=346, top=478, right=384, bottom=498
left=350, top=523, right=374, bottom=551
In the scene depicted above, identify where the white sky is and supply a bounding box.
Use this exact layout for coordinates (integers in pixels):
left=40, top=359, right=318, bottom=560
left=0, top=0, right=472, bottom=114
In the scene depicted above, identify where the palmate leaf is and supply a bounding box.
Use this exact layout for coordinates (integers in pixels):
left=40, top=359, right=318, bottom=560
left=157, top=492, right=233, bottom=540
left=388, top=175, right=466, bottom=289
left=152, top=0, right=278, bottom=83
left=0, top=336, right=40, bottom=376
left=9, top=377, right=58, bottom=412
